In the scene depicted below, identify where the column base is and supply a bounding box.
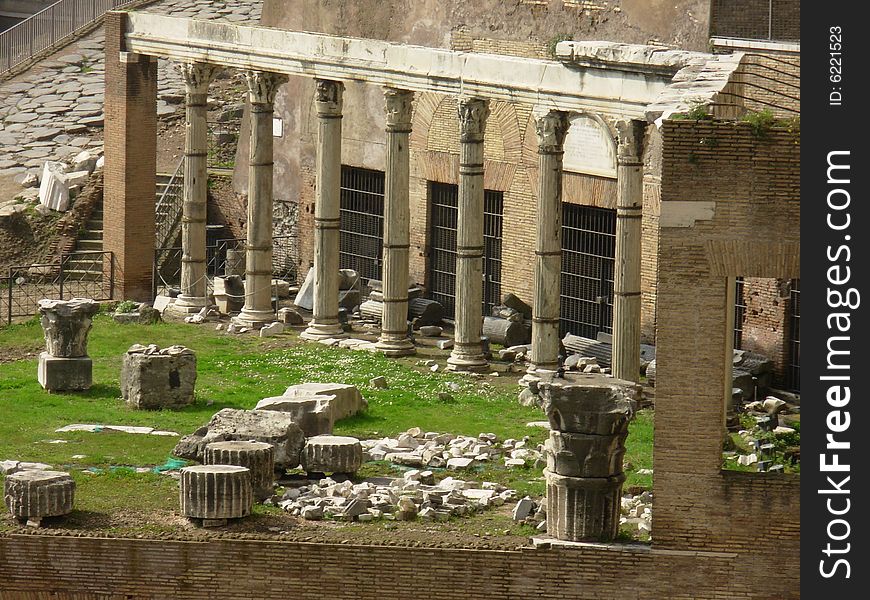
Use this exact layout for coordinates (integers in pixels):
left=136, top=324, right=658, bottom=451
left=232, top=309, right=276, bottom=330
left=169, top=295, right=209, bottom=314
left=374, top=337, right=416, bottom=357
left=300, top=321, right=347, bottom=341
left=446, top=348, right=489, bottom=373
left=38, top=352, right=92, bottom=391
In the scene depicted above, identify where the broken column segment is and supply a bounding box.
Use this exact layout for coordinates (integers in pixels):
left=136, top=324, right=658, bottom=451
left=539, top=374, right=638, bottom=542
left=301, top=435, right=363, bottom=475
left=204, top=441, right=275, bottom=502
left=37, top=298, right=99, bottom=391
left=180, top=465, right=253, bottom=525
left=121, top=344, right=197, bottom=409
left=3, top=470, right=76, bottom=526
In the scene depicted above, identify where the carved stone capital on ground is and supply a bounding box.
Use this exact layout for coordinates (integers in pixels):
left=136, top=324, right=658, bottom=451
left=314, top=79, right=344, bottom=116
left=384, top=88, right=414, bottom=131
left=457, top=97, right=490, bottom=142
left=245, top=70, right=289, bottom=106
left=534, top=110, right=570, bottom=154
left=179, top=62, right=221, bottom=96
left=615, top=118, right=646, bottom=164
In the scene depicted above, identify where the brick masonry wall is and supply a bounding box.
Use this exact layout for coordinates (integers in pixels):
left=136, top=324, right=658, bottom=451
left=103, top=11, right=157, bottom=302
left=739, top=276, right=793, bottom=384
left=710, top=0, right=800, bottom=42
left=718, top=50, right=800, bottom=118
left=0, top=530, right=797, bottom=599
left=653, top=120, right=799, bottom=562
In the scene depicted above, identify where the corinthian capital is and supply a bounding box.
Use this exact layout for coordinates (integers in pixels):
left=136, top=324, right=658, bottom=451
left=179, top=62, right=221, bottom=95
left=314, top=79, right=344, bottom=116
left=615, top=119, right=645, bottom=163
left=457, top=97, right=490, bottom=142
left=245, top=70, right=289, bottom=106
left=534, top=110, right=570, bottom=153
left=384, top=88, right=414, bottom=131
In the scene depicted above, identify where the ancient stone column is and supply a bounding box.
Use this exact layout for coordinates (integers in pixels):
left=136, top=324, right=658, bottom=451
left=233, top=70, right=288, bottom=329
left=37, top=298, right=99, bottom=391
left=302, top=80, right=347, bottom=341
left=204, top=440, right=275, bottom=502
left=529, top=110, right=570, bottom=375
left=611, top=119, right=645, bottom=383
left=375, top=88, right=416, bottom=356
left=174, top=62, right=220, bottom=314
left=180, top=465, right=253, bottom=526
left=301, top=435, right=363, bottom=475
left=3, top=470, right=76, bottom=526
left=447, top=97, right=489, bottom=372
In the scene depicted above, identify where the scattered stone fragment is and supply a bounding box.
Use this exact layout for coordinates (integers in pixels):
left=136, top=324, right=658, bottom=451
left=370, top=376, right=388, bottom=389
left=121, top=344, right=196, bottom=409
left=180, top=465, right=253, bottom=525
left=3, top=470, right=75, bottom=526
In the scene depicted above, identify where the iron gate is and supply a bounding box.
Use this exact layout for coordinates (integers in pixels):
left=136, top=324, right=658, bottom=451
left=339, top=166, right=384, bottom=282
left=734, top=276, right=746, bottom=349
left=427, top=182, right=503, bottom=318
left=560, top=203, right=615, bottom=339
left=787, top=278, right=800, bottom=391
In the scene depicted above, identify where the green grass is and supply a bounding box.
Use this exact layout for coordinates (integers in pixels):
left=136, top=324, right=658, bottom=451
left=0, top=316, right=655, bottom=535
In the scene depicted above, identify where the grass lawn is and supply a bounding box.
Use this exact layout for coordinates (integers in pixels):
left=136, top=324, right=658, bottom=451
left=0, top=314, right=654, bottom=539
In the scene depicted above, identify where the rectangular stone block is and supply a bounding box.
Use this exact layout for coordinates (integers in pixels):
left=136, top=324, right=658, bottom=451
left=37, top=353, right=92, bottom=391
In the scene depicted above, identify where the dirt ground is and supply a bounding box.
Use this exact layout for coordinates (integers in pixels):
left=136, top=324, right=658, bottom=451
left=0, top=210, right=62, bottom=275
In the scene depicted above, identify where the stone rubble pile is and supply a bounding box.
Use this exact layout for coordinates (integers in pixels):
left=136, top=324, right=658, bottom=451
left=619, top=490, right=653, bottom=535
left=361, top=427, right=545, bottom=471
left=723, top=392, right=800, bottom=472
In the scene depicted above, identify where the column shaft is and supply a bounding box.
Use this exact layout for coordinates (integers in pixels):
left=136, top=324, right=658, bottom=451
left=529, top=111, right=570, bottom=373
left=376, top=88, right=415, bottom=356
left=302, top=80, right=346, bottom=340
left=611, top=120, right=645, bottom=382
left=447, top=97, right=489, bottom=372
left=175, top=63, right=219, bottom=313
left=234, top=71, right=288, bottom=328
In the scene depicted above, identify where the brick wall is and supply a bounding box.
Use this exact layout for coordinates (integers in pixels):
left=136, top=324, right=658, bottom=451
left=718, top=50, right=800, bottom=118
left=0, top=530, right=797, bottom=599
left=653, top=120, right=799, bottom=560
left=103, top=11, right=157, bottom=301
left=710, top=0, right=800, bottom=42
left=738, top=276, right=793, bottom=384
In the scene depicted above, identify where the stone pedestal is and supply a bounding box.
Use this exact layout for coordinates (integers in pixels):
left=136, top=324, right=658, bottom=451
left=234, top=71, right=288, bottom=329
left=611, top=119, right=645, bottom=383
left=529, top=111, right=569, bottom=374
left=38, top=353, right=93, bottom=391
left=174, top=62, right=220, bottom=314
left=37, top=298, right=99, bottom=391
left=121, top=344, right=197, bottom=409
left=180, top=465, right=252, bottom=524
left=375, top=88, right=416, bottom=357
left=4, top=470, right=75, bottom=525
left=447, top=97, right=489, bottom=372
left=204, top=441, right=275, bottom=502
left=301, top=435, right=363, bottom=475
left=545, top=469, right=624, bottom=542
left=302, top=79, right=347, bottom=341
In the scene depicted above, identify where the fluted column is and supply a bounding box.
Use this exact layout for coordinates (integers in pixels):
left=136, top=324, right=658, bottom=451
left=529, top=110, right=570, bottom=374
left=174, top=62, right=220, bottom=313
left=375, top=88, right=416, bottom=356
left=233, top=70, right=288, bottom=329
left=611, top=119, right=645, bottom=382
left=447, top=97, right=489, bottom=372
left=302, top=80, right=347, bottom=340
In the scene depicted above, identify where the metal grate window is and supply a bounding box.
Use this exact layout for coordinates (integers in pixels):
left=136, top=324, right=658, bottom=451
left=340, top=166, right=384, bottom=282
left=787, top=278, right=800, bottom=392
left=560, top=204, right=615, bottom=339
left=428, top=182, right=503, bottom=318
left=734, top=276, right=746, bottom=349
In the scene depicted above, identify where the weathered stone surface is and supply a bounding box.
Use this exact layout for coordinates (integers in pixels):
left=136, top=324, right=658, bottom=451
left=482, top=316, right=530, bottom=347
left=213, top=275, right=245, bottom=314
left=545, top=469, right=624, bottom=542
left=544, top=430, right=628, bottom=478
left=259, top=322, right=284, bottom=337
left=277, top=307, right=304, bottom=325
left=204, top=441, right=275, bottom=501
left=301, top=435, right=363, bottom=474
left=180, top=465, right=252, bottom=521
left=38, top=298, right=99, bottom=357
left=538, top=375, right=638, bottom=435
left=4, top=470, right=75, bottom=520
left=174, top=409, right=305, bottom=468
left=254, top=394, right=334, bottom=436
left=38, top=162, right=69, bottom=211
left=283, top=382, right=366, bottom=421
left=293, top=268, right=316, bottom=311
left=121, top=344, right=197, bottom=409
left=37, top=353, right=92, bottom=391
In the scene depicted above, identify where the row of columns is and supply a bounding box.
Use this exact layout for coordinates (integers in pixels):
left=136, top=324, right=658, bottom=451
left=170, top=60, right=645, bottom=380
